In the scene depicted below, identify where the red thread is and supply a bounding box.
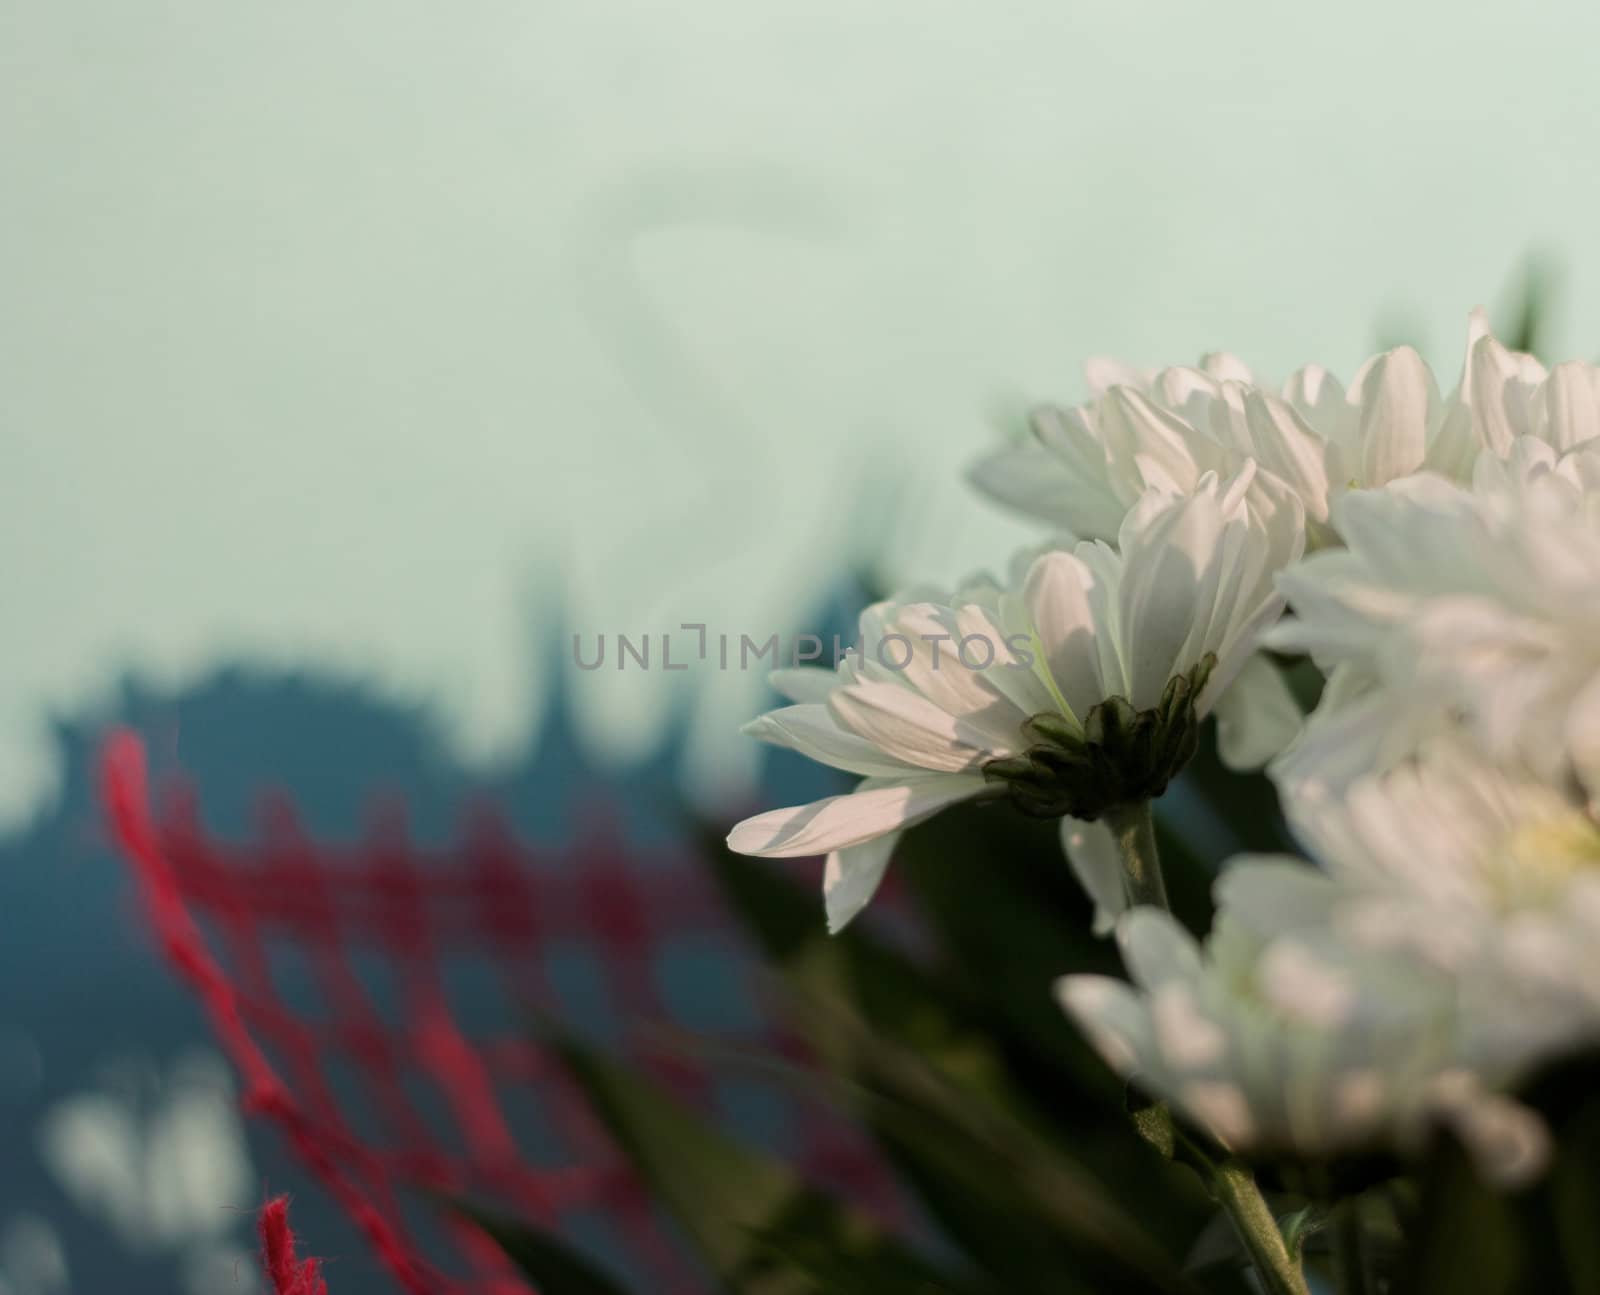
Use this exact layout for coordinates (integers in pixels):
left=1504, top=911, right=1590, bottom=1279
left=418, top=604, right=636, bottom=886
left=97, top=729, right=903, bottom=1294
left=260, top=1196, right=330, bottom=1295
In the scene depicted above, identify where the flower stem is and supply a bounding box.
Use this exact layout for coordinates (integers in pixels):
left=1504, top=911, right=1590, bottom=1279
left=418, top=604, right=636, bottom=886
left=1101, top=803, right=1308, bottom=1295
left=1103, top=800, right=1168, bottom=909
left=1211, top=1161, right=1311, bottom=1295
left=1332, top=1198, right=1369, bottom=1295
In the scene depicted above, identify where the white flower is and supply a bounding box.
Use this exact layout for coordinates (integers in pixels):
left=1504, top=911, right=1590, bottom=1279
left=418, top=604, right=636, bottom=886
left=1057, top=861, right=1550, bottom=1185
left=970, top=351, right=1334, bottom=543
left=729, top=467, right=1304, bottom=931
left=1269, top=458, right=1600, bottom=802
left=1443, top=314, right=1600, bottom=465
left=970, top=309, right=1600, bottom=550
left=1283, top=738, right=1600, bottom=1084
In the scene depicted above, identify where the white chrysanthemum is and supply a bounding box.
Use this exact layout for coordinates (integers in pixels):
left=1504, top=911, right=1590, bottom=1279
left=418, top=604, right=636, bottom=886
left=1284, top=739, right=1600, bottom=1083
left=971, top=309, right=1600, bottom=550
left=1269, top=454, right=1600, bottom=802
left=728, top=467, right=1303, bottom=931
left=1057, top=862, right=1550, bottom=1185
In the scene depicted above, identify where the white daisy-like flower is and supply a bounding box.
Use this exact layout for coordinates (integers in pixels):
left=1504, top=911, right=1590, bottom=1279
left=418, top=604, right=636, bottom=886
left=1283, top=738, right=1600, bottom=1084
left=971, top=309, right=1600, bottom=550
left=1268, top=452, right=1600, bottom=802
left=728, top=466, right=1304, bottom=931
left=1056, top=861, right=1550, bottom=1186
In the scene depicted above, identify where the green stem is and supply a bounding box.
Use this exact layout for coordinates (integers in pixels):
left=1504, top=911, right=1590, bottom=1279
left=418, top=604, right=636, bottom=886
left=1212, top=1162, right=1311, bottom=1295
left=1332, top=1198, right=1369, bottom=1295
left=1103, top=800, right=1168, bottom=909
left=1100, top=806, right=1308, bottom=1295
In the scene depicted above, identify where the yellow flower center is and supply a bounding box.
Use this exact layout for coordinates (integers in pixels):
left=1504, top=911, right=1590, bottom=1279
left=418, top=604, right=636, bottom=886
left=1493, top=811, right=1600, bottom=907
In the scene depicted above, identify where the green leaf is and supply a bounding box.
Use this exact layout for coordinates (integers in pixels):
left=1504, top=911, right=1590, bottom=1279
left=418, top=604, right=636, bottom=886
left=1399, top=1136, right=1521, bottom=1295
left=704, top=840, right=1222, bottom=1295
left=886, top=800, right=1214, bottom=1233
left=1500, top=255, right=1556, bottom=360
left=1546, top=1105, right=1600, bottom=1292
left=1276, top=1204, right=1324, bottom=1267
left=748, top=1192, right=998, bottom=1295
left=446, top=1198, right=634, bottom=1295
left=1514, top=1045, right=1600, bottom=1291
left=545, top=1020, right=978, bottom=1294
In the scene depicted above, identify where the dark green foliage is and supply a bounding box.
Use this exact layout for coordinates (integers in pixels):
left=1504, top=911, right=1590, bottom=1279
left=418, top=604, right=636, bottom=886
left=446, top=1199, right=635, bottom=1295
left=457, top=762, right=1600, bottom=1295
left=704, top=837, right=1222, bottom=1295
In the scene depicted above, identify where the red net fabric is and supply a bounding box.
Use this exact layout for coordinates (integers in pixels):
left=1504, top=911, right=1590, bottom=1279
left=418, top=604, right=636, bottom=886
left=260, top=1196, right=332, bottom=1295
left=99, top=729, right=897, bottom=1294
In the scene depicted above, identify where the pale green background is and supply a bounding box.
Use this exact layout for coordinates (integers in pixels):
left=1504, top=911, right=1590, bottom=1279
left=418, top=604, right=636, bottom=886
left=5, top=0, right=1597, bottom=826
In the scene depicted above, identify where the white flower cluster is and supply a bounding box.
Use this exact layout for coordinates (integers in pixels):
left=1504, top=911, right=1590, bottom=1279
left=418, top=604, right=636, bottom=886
left=729, top=309, right=1600, bottom=1186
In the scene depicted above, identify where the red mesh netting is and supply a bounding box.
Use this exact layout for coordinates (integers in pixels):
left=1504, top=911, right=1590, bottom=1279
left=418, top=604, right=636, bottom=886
left=99, top=728, right=898, bottom=1294
left=260, top=1196, right=331, bottom=1295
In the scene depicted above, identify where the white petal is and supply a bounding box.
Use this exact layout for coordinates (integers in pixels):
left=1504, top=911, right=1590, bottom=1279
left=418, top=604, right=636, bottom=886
left=1466, top=327, right=1538, bottom=457
left=823, top=833, right=902, bottom=932
left=1543, top=362, right=1600, bottom=452
left=1083, top=356, right=1150, bottom=397
left=1060, top=817, right=1126, bottom=935
left=887, top=602, right=1031, bottom=746
left=1023, top=551, right=1106, bottom=720
left=742, top=705, right=921, bottom=778
left=1211, top=654, right=1303, bottom=770
left=1152, top=984, right=1227, bottom=1067
left=1214, top=857, right=1338, bottom=934
left=1099, top=387, right=1206, bottom=494
left=1200, top=351, right=1255, bottom=384
left=1356, top=346, right=1435, bottom=486
left=726, top=774, right=985, bottom=857
left=828, top=681, right=1004, bottom=771
left=1074, top=542, right=1132, bottom=701
left=1269, top=677, right=1413, bottom=807
left=967, top=445, right=1077, bottom=527
left=1028, top=406, right=1130, bottom=540
left=1054, top=975, right=1150, bottom=1076
left=1178, top=1080, right=1256, bottom=1148
left=1243, top=390, right=1332, bottom=523
left=953, top=600, right=1059, bottom=719
left=1116, top=908, right=1205, bottom=989
left=1425, top=1073, right=1552, bottom=1189
left=1256, top=941, right=1355, bottom=1028
left=1283, top=363, right=1346, bottom=419
left=1116, top=478, right=1227, bottom=708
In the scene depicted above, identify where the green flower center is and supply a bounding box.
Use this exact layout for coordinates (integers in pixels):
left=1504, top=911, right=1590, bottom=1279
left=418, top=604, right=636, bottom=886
left=982, top=655, right=1216, bottom=821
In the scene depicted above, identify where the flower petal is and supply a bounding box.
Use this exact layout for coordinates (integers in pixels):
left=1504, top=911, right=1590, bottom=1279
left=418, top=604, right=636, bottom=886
left=823, top=833, right=901, bottom=933
left=1116, top=907, right=1205, bottom=989
left=828, top=680, right=1005, bottom=771
left=1212, top=653, right=1304, bottom=770
left=1116, top=477, right=1228, bottom=708
left=1055, top=974, right=1150, bottom=1076
left=1060, top=817, right=1126, bottom=935
left=1544, top=361, right=1600, bottom=452
left=967, top=445, right=1077, bottom=527
left=726, top=774, right=986, bottom=857
left=1356, top=346, right=1436, bottom=487
left=1023, top=551, right=1107, bottom=721
left=742, top=705, right=921, bottom=777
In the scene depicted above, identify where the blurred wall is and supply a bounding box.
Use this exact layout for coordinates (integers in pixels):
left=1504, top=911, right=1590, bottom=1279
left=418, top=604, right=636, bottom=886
left=5, top=0, right=1598, bottom=825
